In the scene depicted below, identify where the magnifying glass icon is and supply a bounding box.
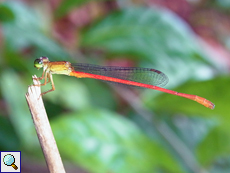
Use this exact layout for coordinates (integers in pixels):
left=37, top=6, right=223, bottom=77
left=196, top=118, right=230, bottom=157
left=3, top=154, right=18, bottom=170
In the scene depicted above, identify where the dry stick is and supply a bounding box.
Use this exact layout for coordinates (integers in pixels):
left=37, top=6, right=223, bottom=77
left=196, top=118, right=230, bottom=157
left=25, top=75, right=66, bottom=173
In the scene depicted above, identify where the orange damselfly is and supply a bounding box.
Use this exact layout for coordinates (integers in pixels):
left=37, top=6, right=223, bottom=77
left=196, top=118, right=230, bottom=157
left=32, top=57, right=214, bottom=109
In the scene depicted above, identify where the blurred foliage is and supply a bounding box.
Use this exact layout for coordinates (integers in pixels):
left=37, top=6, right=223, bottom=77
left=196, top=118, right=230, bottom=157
left=216, top=0, right=230, bottom=8
left=56, top=0, right=108, bottom=17
left=0, top=0, right=230, bottom=173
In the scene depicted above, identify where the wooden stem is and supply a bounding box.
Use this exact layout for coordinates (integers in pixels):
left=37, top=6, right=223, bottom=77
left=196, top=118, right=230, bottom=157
left=25, top=75, right=66, bottom=173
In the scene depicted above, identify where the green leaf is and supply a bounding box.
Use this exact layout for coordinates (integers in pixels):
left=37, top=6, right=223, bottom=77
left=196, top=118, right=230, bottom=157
left=81, top=78, right=118, bottom=109
left=0, top=116, right=20, bottom=150
left=2, top=1, right=70, bottom=60
left=0, top=70, right=39, bottom=151
left=80, top=7, right=215, bottom=83
left=150, top=76, right=230, bottom=167
left=197, top=126, right=230, bottom=166
left=43, top=75, right=91, bottom=111
left=51, top=109, right=184, bottom=173
left=167, top=116, right=217, bottom=151
left=0, top=3, right=15, bottom=22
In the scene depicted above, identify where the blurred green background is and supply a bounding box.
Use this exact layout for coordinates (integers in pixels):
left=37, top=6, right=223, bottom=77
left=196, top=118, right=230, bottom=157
left=0, top=0, right=230, bottom=173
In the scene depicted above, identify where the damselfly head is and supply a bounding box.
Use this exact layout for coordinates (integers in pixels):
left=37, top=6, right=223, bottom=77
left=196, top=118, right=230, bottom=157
left=34, top=57, right=49, bottom=69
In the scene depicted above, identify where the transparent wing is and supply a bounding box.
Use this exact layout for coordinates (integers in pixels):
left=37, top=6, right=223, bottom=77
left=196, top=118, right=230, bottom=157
left=72, top=63, right=168, bottom=87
